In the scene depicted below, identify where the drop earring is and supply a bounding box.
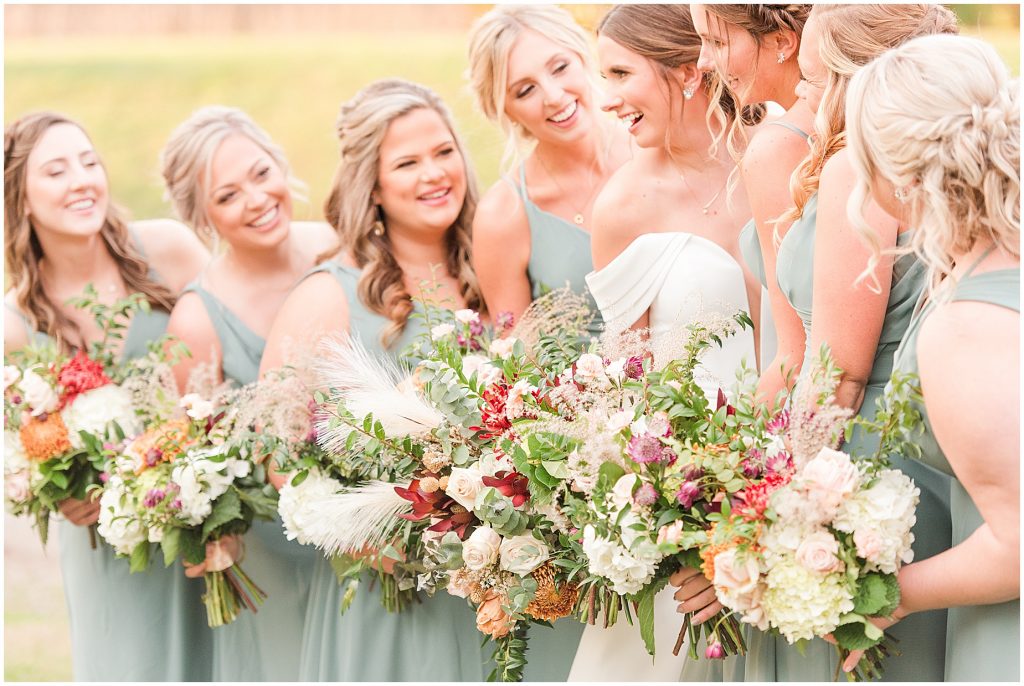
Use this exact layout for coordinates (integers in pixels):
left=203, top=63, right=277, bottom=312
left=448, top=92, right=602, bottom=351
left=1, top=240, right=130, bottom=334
left=372, top=205, right=386, bottom=236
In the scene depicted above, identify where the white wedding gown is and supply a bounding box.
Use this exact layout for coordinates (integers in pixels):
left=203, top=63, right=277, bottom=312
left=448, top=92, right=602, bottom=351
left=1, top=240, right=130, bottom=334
left=569, top=232, right=754, bottom=682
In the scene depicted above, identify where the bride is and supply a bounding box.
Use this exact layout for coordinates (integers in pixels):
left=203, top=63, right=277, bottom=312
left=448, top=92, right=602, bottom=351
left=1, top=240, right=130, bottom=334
left=568, top=5, right=758, bottom=681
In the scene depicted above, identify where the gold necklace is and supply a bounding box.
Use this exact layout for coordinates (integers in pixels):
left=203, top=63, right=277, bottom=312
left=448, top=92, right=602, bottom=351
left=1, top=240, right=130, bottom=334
left=675, top=164, right=730, bottom=216
left=535, top=151, right=601, bottom=226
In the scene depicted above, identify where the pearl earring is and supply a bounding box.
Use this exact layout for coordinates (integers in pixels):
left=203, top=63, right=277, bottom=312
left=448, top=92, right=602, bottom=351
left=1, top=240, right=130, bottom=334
left=373, top=220, right=386, bottom=237
left=683, top=87, right=694, bottom=100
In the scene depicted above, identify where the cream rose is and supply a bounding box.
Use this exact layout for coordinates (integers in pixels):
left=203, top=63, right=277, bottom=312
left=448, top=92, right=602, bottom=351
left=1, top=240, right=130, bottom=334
left=498, top=533, right=549, bottom=575
left=573, top=353, right=607, bottom=386
left=477, top=364, right=503, bottom=387
left=445, top=466, right=485, bottom=510
left=489, top=337, right=519, bottom=359
left=20, top=368, right=58, bottom=417
left=713, top=547, right=762, bottom=597
left=853, top=528, right=885, bottom=562
left=4, top=366, right=21, bottom=391
left=610, top=473, right=640, bottom=511
left=796, top=530, right=844, bottom=574
left=431, top=323, right=455, bottom=339
left=179, top=393, right=214, bottom=421
left=5, top=469, right=30, bottom=503
left=462, top=525, right=502, bottom=570
left=801, top=448, right=860, bottom=514
left=461, top=354, right=489, bottom=379
left=454, top=309, right=480, bottom=324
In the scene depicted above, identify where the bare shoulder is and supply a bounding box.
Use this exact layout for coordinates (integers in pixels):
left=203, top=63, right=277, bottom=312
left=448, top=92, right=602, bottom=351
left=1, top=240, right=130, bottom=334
left=3, top=291, right=29, bottom=352
left=130, top=218, right=210, bottom=291
left=292, top=221, right=340, bottom=262
left=594, top=156, right=657, bottom=235
left=474, top=178, right=529, bottom=242
left=741, top=122, right=809, bottom=181
left=166, top=290, right=219, bottom=358
left=819, top=147, right=856, bottom=187
left=261, top=271, right=351, bottom=375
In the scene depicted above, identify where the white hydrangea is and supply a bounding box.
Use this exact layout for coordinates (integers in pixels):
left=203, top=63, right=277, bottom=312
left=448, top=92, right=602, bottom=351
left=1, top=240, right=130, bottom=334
left=171, top=448, right=251, bottom=526
left=62, top=385, right=141, bottom=449
left=581, top=524, right=660, bottom=595
left=97, top=473, right=146, bottom=555
left=278, top=469, right=344, bottom=544
left=759, top=554, right=855, bottom=643
left=833, top=468, right=919, bottom=573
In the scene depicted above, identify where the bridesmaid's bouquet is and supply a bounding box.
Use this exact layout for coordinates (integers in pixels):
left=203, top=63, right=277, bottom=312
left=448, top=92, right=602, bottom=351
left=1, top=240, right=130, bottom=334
left=279, top=292, right=591, bottom=681
left=97, top=387, right=278, bottom=627
left=700, top=350, right=920, bottom=681
left=3, top=288, right=162, bottom=546
left=497, top=311, right=756, bottom=664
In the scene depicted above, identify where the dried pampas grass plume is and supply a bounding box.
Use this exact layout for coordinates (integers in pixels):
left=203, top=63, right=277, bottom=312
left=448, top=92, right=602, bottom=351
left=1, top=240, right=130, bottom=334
left=509, top=287, right=594, bottom=348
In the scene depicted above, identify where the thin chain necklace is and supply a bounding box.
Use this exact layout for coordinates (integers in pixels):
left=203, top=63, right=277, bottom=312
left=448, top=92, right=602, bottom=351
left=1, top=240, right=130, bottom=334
left=674, top=162, right=730, bottom=216
left=534, top=147, right=604, bottom=226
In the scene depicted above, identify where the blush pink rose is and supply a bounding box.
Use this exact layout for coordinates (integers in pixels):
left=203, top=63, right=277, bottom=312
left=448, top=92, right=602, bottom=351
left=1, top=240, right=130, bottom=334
left=796, top=530, right=844, bottom=574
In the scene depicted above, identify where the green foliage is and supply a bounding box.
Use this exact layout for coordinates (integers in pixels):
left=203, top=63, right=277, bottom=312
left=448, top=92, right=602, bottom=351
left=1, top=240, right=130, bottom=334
left=474, top=487, right=529, bottom=537
left=852, top=573, right=901, bottom=618
left=488, top=622, right=529, bottom=683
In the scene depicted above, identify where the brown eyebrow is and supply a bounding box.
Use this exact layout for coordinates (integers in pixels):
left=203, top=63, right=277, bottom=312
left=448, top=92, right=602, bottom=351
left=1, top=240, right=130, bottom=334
left=211, top=156, right=269, bottom=195
left=507, top=52, right=571, bottom=94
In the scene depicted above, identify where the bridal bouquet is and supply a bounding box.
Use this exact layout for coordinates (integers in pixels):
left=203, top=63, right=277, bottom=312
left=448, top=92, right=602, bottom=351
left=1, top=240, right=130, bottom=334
left=280, top=293, right=591, bottom=681
left=3, top=288, right=158, bottom=546
left=97, top=387, right=278, bottom=627
left=701, top=349, right=919, bottom=681
left=496, top=311, right=757, bottom=663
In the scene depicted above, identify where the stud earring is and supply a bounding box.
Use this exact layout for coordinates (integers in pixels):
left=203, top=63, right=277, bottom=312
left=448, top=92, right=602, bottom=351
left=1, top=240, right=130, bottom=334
left=777, top=52, right=786, bottom=64
left=894, top=187, right=908, bottom=203
left=683, top=87, right=694, bottom=100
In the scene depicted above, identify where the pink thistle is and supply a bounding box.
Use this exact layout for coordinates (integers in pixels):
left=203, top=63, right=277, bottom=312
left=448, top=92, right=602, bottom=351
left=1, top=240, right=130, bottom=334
left=626, top=434, right=674, bottom=465
left=676, top=481, right=701, bottom=509
left=766, top=409, right=790, bottom=435
left=624, top=356, right=645, bottom=380
left=633, top=482, right=658, bottom=507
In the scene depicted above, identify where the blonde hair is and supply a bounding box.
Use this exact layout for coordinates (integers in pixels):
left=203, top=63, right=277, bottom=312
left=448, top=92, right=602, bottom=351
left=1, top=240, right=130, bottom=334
left=467, top=4, right=595, bottom=171
left=700, top=4, right=810, bottom=162
left=847, top=34, right=1019, bottom=300
left=160, top=105, right=304, bottom=244
left=784, top=4, right=958, bottom=224
left=4, top=112, right=176, bottom=351
left=323, top=79, right=484, bottom=347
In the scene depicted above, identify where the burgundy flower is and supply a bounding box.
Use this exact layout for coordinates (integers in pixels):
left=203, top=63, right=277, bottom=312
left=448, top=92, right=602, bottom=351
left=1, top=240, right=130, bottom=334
left=766, top=409, right=790, bottom=434
left=469, top=319, right=484, bottom=337
left=481, top=470, right=530, bottom=508
left=624, top=356, right=645, bottom=380
left=716, top=389, right=736, bottom=417
left=740, top=459, right=763, bottom=479
left=496, top=311, right=515, bottom=331
left=395, top=478, right=476, bottom=539
left=676, top=481, right=701, bottom=508
left=679, top=464, right=704, bottom=482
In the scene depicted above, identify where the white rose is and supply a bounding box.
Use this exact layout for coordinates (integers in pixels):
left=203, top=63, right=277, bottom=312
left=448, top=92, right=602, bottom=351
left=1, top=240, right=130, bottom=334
left=5, top=469, right=31, bottom=503
left=462, top=525, right=501, bottom=570
left=573, top=353, right=607, bottom=386
left=606, top=410, right=633, bottom=434
left=477, top=364, right=503, bottom=387
left=62, top=385, right=141, bottom=448
left=445, top=466, right=485, bottom=510
left=605, top=358, right=627, bottom=382
left=499, top=533, right=550, bottom=574
left=713, top=547, right=762, bottom=597
left=5, top=431, right=29, bottom=473
left=4, top=366, right=21, bottom=391
left=610, top=474, right=640, bottom=512
left=454, top=309, right=480, bottom=324
left=489, top=337, right=519, bottom=359
left=461, top=354, right=489, bottom=378
left=19, top=368, right=58, bottom=417
left=179, top=393, right=214, bottom=421
left=796, top=530, right=844, bottom=574
left=431, top=323, right=455, bottom=340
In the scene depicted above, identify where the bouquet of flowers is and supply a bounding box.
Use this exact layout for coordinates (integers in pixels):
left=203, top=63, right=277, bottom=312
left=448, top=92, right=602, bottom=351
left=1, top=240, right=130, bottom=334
left=488, top=309, right=759, bottom=665
left=97, top=386, right=279, bottom=627
left=3, top=288, right=157, bottom=546
left=700, top=349, right=920, bottom=681
left=279, top=292, right=592, bottom=681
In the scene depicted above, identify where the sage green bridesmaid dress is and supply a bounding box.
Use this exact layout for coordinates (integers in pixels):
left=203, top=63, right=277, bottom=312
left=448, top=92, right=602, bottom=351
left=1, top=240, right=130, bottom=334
left=744, top=196, right=951, bottom=681
left=12, top=271, right=213, bottom=679
left=180, top=281, right=316, bottom=681
left=516, top=164, right=604, bottom=343
left=296, top=261, right=492, bottom=681
left=891, top=263, right=1019, bottom=682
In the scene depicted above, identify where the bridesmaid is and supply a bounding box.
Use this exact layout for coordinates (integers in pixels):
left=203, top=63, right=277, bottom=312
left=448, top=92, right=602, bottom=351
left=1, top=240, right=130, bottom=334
left=691, top=3, right=813, bottom=396
left=467, top=4, right=631, bottom=338
left=259, top=79, right=491, bottom=682
left=3, top=112, right=211, bottom=680
left=160, top=106, right=336, bottom=681
left=843, top=33, right=1019, bottom=681
left=570, top=5, right=755, bottom=682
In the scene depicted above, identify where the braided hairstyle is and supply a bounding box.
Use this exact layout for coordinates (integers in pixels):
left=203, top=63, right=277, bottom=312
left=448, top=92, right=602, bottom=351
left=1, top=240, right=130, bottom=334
left=847, top=34, right=1019, bottom=299
left=322, top=79, right=484, bottom=347
left=783, top=4, right=958, bottom=225
left=4, top=112, right=175, bottom=351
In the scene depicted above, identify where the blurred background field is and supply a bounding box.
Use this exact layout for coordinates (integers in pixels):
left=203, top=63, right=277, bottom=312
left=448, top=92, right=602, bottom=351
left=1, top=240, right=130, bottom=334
left=3, top=3, right=1019, bottom=682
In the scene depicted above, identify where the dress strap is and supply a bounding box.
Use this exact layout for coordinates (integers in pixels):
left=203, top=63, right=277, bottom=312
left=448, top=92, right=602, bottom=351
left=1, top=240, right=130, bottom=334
left=765, top=120, right=810, bottom=140
left=961, top=245, right=997, bottom=279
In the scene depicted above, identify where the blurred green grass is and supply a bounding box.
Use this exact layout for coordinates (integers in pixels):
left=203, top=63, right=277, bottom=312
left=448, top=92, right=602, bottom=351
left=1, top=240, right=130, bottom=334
left=6, top=24, right=1017, bottom=224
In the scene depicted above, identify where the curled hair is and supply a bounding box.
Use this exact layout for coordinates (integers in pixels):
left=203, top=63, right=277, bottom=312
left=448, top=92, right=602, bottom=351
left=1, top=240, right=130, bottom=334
left=160, top=105, right=305, bottom=244
left=784, top=4, right=958, bottom=224
left=701, top=4, right=811, bottom=161
left=4, top=112, right=176, bottom=351
left=846, top=34, right=1019, bottom=300
left=467, top=4, right=596, bottom=172
left=598, top=3, right=756, bottom=159
left=323, top=79, right=484, bottom=347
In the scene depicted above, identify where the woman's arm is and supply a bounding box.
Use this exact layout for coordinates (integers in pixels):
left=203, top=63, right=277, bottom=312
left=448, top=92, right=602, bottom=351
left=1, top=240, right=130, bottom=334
left=472, top=181, right=533, bottom=327
left=808, top=150, right=898, bottom=411
left=740, top=125, right=813, bottom=404
left=131, top=219, right=210, bottom=293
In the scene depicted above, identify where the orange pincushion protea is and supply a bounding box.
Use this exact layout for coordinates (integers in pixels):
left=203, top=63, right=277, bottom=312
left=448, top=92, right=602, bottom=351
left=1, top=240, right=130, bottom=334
left=127, top=418, right=194, bottom=473
left=19, top=412, right=72, bottom=461
left=525, top=562, right=579, bottom=622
